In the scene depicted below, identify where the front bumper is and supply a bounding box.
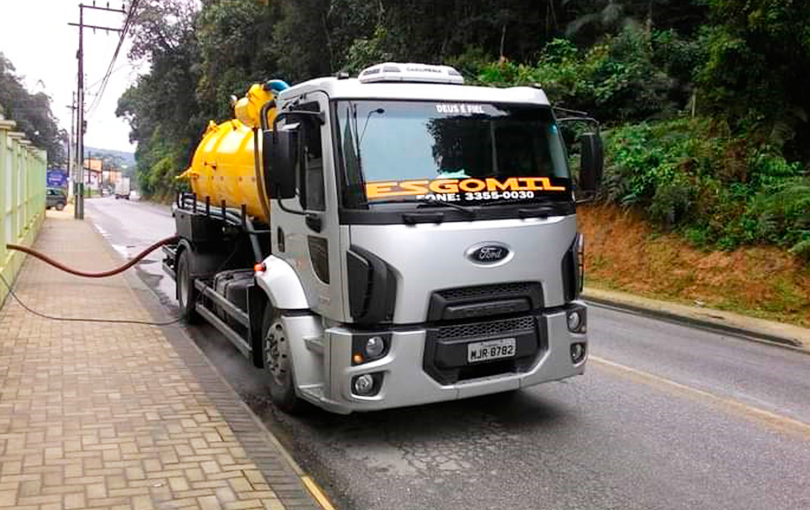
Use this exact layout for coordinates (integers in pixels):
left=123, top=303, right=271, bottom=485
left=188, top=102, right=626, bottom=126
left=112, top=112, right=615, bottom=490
left=295, top=304, right=587, bottom=414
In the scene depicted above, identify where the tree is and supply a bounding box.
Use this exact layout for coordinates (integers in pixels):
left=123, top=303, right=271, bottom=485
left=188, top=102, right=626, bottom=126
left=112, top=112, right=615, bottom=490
left=0, top=53, right=67, bottom=166
left=379, top=0, right=557, bottom=63
left=117, top=0, right=202, bottom=196
left=697, top=0, right=810, bottom=160
left=196, top=0, right=280, bottom=120
left=271, top=0, right=332, bottom=82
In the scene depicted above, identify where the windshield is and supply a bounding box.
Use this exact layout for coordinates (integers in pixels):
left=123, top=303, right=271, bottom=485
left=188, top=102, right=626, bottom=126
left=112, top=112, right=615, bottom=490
left=335, top=100, right=571, bottom=208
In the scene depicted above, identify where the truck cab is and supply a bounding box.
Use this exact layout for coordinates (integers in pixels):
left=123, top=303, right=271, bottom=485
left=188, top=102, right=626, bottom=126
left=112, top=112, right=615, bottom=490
left=168, top=62, right=602, bottom=414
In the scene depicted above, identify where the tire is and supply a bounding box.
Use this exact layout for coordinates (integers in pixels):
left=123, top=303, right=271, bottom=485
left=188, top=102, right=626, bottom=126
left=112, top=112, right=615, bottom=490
left=176, top=248, right=201, bottom=324
left=55, top=202, right=65, bottom=211
left=262, top=303, right=303, bottom=413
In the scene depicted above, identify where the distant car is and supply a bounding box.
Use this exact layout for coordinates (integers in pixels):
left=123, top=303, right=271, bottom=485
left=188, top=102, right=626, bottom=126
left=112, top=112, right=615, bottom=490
left=45, top=188, right=67, bottom=211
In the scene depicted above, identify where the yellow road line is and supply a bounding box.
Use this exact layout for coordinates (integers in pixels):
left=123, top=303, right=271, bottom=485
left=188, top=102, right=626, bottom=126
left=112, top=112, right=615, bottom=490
left=590, top=355, right=810, bottom=440
left=302, top=475, right=337, bottom=510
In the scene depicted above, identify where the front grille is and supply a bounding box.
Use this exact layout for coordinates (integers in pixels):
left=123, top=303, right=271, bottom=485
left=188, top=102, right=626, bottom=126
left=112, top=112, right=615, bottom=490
left=438, top=282, right=535, bottom=301
left=428, top=282, right=544, bottom=322
left=436, top=316, right=536, bottom=340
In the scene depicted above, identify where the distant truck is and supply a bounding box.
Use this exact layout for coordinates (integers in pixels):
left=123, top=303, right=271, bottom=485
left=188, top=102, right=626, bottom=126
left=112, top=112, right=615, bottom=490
left=115, top=178, right=131, bottom=199
left=163, top=62, right=603, bottom=414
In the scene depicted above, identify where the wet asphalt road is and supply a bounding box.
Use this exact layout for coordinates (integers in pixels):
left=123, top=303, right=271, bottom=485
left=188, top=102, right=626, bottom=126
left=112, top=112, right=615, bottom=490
left=85, top=196, right=810, bottom=510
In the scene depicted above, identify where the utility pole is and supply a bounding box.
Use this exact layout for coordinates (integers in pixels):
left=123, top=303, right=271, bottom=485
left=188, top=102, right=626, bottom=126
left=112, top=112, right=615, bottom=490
left=69, top=2, right=125, bottom=219
left=66, top=95, right=77, bottom=204
left=76, top=4, right=84, bottom=218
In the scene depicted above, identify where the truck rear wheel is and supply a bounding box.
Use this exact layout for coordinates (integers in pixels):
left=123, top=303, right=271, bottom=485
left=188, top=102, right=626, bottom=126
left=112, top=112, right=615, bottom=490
left=262, top=304, right=303, bottom=413
left=177, top=249, right=200, bottom=324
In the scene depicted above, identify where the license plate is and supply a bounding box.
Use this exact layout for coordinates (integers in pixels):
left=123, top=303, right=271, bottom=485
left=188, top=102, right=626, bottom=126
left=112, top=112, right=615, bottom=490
left=467, top=338, right=516, bottom=363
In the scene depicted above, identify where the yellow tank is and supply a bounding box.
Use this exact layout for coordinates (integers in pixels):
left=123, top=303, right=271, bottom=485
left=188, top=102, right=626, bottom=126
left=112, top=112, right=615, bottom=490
left=180, top=82, right=283, bottom=223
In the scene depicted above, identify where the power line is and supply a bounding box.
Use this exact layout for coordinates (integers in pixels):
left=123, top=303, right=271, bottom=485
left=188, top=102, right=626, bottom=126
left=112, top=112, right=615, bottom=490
left=86, top=0, right=140, bottom=118
left=86, top=61, right=133, bottom=93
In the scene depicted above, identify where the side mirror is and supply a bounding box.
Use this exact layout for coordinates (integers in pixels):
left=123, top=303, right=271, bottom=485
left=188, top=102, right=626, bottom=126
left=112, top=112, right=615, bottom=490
left=578, top=132, right=603, bottom=193
left=266, top=124, right=299, bottom=199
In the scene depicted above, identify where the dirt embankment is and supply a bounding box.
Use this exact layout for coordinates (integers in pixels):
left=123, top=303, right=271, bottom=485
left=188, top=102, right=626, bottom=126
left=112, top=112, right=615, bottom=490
left=578, top=204, right=810, bottom=327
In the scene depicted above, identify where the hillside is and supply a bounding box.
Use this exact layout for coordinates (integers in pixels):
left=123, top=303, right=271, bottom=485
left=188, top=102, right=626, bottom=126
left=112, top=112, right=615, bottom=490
left=580, top=204, right=810, bottom=327
left=85, top=146, right=136, bottom=177
left=85, top=146, right=135, bottom=166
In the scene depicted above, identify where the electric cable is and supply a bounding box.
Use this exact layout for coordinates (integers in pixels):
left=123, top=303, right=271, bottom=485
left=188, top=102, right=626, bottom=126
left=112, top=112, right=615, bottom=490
left=2, top=234, right=243, bottom=327
left=0, top=272, right=181, bottom=326
left=86, top=62, right=132, bottom=93
left=2, top=234, right=181, bottom=325
left=86, top=0, right=140, bottom=118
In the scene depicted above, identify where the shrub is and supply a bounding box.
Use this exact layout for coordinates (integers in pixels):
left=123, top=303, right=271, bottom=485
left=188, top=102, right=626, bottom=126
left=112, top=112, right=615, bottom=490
left=791, top=239, right=810, bottom=262
left=478, top=26, right=680, bottom=124
left=602, top=117, right=808, bottom=251
left=603, top=119, right=697, bottom=210
left=748, top=178, right=810, bottom=249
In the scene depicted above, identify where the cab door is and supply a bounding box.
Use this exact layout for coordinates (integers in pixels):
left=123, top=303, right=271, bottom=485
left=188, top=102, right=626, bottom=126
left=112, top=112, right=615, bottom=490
left=269, top=92, right=345, bottom=321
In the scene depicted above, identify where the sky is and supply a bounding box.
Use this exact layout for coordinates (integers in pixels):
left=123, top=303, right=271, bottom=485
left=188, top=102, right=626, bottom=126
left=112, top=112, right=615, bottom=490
left=0, top=0, right=145, bottom=153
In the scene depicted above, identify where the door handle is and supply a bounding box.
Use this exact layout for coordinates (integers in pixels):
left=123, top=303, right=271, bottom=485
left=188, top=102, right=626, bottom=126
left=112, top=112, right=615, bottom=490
left=276, top=227, right=286, bottom=252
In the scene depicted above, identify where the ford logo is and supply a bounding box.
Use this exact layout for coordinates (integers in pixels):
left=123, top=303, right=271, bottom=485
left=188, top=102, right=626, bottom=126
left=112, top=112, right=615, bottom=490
left=466, top=243, right=512, bottom=265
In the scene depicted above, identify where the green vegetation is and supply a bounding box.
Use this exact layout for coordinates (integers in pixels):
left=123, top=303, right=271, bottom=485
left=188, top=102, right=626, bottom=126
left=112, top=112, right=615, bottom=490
left=0, top=53, right=66, bottom=166
left=602, top=119, right=807, bottom=254
left=119, top=0, right=809, bottom=256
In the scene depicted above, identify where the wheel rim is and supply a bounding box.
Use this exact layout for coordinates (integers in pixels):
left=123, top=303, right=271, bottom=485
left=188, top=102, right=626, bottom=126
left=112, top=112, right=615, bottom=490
left=265, top=319, right=291, bottom=387
left=178, top=257, right=190, bottom=308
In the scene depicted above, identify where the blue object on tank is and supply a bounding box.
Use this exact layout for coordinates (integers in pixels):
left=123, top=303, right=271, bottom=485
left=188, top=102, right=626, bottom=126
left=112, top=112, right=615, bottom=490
left=266, top=79, right=290, bottom=93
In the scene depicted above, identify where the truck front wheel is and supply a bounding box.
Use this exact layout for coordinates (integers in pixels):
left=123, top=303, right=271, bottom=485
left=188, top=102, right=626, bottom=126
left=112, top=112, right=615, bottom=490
left=177, top=249, right=200, bottom=324
left=262, top=304, right=303, bottom=413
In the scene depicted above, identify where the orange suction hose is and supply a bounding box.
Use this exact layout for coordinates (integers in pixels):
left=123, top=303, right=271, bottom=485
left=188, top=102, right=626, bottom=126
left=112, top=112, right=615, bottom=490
left=6, top=236, right=179, bottom=278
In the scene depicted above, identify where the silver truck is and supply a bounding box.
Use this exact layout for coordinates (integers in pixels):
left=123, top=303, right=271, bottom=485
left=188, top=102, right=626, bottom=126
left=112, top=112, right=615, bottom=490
left=163, top=63, right=603, bottom=414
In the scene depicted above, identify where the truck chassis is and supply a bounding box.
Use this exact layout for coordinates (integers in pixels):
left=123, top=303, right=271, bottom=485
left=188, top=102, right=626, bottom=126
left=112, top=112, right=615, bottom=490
left=164, top=193, right=271, bottom=368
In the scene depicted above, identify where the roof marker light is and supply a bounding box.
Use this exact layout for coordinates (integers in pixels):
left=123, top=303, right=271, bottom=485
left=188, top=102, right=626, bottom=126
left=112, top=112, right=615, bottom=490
left=358, top=62, right=464, bottom=85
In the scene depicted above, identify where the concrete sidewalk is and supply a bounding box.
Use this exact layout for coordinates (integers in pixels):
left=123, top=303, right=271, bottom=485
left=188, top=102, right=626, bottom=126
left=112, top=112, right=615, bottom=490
left=0, top=211, right=321, bottom=510
left=584, top=287, right=810, bottom=352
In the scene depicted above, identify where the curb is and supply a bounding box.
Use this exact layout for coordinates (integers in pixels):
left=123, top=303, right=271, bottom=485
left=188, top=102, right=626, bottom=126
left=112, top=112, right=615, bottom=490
left=583, top=288, right=809, bottom=353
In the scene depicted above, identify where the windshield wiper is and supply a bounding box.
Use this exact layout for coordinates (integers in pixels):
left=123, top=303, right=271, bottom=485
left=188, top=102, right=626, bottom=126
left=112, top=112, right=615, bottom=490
left=363, top=198, right=477, bottom=218
left=416, top=199, right=477, bottom=217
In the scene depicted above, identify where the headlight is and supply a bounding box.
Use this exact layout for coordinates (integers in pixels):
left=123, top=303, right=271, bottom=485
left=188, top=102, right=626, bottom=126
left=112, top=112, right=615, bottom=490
left=352, top=334, right=390, bottom=365
left=568, top=310, right=582, bottom=331
left=566, top=305, right=587, bottom=334
left=365, top=336, right=385, bottom=358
